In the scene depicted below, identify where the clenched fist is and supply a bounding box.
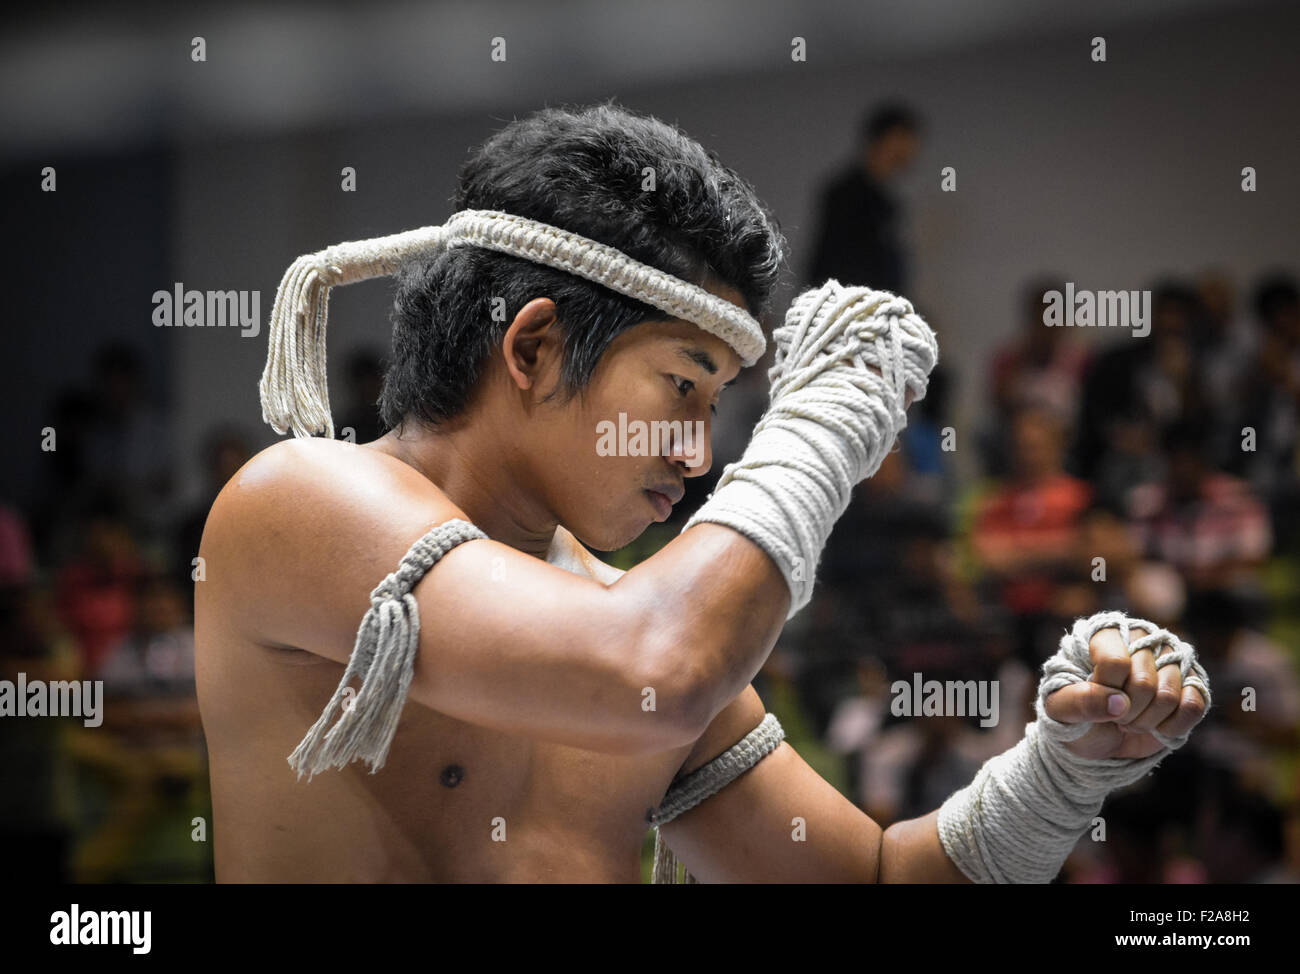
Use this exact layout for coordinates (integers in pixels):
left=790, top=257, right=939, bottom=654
left=1038, top=611, right=1212, bottom=762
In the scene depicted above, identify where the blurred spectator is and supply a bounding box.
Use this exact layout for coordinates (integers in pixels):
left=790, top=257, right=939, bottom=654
left=1227, top=274, right=1300, bottom=551
left=751, top=649, right=850, bottom=799
left=1072, top=281, right=1208, bottom=510
left=173, top=426, right=253, bottom=584
left=336, top=347, right=388, bottom=444
left=805, top=102, right=922, bottom=293
left=826, top=656, right=892, bottom=807
left=1069, top=784, right=1198, bottom=884
left=72, top=571, right=204, bottom=882
left=30, top=389, right=98, bottom=564
left=0, top=501, right=34, bottom=586
left=886, top=521, right=991, bottom=677
left=827, top=652, right=1034, bottom=823
left=98, top=574, right=197, bottom=700
left=0, top=582, right=81, bottom=882
left=1183, top=591, right=1299, bottom=792
left=981, top=276, right=1092, bottom=478
left=1126, top=419, right=1271, bottom=599
left=1197, top=779, right=1292, bottom=883
left=898, top=306, right=956, bottom=507
left=970, top=406, right=1093, bottom=665
left=1193, top=269, right=1258, bottom=454
left=798, top=445, right=995, bottom=734
left=82, top=343, right=174, bottom=538
left=54, top=496, right=144, bottom=675
left=859, top=712, right=988, bottom=827
left=816, top=449, right=965, bottom=648
left=1049, top=502, right=1155, bottom=621
left=1137, top=282, right=1213, bottom=429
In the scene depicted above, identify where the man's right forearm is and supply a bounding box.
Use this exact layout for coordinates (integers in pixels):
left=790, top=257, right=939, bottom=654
left=613, top=522, right=792, bottom=738
left=404, top=522, right=789, bottom=756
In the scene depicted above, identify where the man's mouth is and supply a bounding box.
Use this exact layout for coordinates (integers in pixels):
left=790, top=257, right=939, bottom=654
left=643, top=485, right=683, bottom=522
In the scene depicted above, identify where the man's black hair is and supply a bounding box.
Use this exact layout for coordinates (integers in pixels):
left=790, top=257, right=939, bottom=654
left=379, top=100, right=789, bottom=431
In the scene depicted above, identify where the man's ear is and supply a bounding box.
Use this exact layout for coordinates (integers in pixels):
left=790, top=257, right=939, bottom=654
left=501, top=297, right=562, bottom=393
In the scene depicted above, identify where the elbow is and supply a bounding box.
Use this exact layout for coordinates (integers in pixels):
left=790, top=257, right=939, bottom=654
left=626, top=617, right=714, bottom=753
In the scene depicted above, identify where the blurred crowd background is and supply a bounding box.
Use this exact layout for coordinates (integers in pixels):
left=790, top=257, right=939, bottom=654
left=2, top=0, right=1296, bottom=883
left=639, top=213, right=1300, bottom=883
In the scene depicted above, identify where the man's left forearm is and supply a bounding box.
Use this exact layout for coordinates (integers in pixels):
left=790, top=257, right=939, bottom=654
left=878, top=810, right=971, bottom=883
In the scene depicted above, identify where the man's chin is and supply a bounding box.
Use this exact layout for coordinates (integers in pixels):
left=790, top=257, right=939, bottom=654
left=566, top=514, right=653, bottom=553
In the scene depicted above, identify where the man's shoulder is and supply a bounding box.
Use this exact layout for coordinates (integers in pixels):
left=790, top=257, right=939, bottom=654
left=201, top=438, right=469, bottom=592
left=197, top=438, right=477, bottom=653
left=211, top=439, right=463, bottom=528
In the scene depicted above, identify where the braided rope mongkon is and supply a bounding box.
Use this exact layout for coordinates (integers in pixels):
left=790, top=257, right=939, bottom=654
left=287, top=518, right=487, bottom=781
left=259, top=208, right=769, bottom=441
left=683, top=280, right=939, bottom=617
left=650, top=712, right=785, bottom=884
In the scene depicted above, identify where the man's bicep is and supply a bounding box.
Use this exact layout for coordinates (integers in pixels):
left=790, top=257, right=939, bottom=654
left=407, top=535, right=692, bottom=753
left=659, top=685, right=883, bottom=883
left=204, top=451, right=694, bottom=755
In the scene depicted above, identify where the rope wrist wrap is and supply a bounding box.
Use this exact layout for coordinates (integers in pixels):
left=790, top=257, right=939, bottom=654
left=651, top=712, right=785, bottom=884
left=287, top=518, right=487, bottom=781
left=260, top=208, right=768, bottom=440
left=936, top=610, right=1212, bottom=883
left=683, top=281, right=939, bottom=619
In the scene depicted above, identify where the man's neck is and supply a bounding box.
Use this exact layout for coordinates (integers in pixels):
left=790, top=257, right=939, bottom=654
left=369, top=420, right=558, bottom=560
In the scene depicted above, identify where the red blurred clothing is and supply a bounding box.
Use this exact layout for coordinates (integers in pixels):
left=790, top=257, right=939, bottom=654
left=55, top=553, right=142, bottom=674
left=0, top=505, right=33, bottom=586
left=973, top=474, right=1093, bottom=614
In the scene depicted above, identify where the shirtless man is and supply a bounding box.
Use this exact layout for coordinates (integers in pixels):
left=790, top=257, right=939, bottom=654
left=195, top=103, right=1210, bottom=883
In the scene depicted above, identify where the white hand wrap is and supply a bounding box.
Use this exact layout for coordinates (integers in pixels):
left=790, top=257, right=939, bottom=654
left=682, top=281, right=939, bottom=618
left=936, top=611, right=1212, bottom=883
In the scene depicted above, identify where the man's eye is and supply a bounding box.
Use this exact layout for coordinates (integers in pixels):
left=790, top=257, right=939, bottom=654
left=672, top=374, right=716, bottom=413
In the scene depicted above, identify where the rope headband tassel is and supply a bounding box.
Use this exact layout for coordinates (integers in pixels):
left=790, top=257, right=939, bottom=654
left=259, top=208, right=769, bottom=439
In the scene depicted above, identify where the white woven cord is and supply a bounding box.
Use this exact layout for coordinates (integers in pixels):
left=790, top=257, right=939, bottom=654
left=936, top=610, right=1212, bottom=884
left=683, top=280, right=939, bottom=618
left=259, top=208, right=768, bottom=439
left=286, top=518, right=488, bottom=781
left=650, top=712, right=786, bottom=884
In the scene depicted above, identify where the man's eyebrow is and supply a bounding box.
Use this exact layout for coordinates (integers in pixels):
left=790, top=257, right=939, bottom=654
left=675, top=345, right=718, bottom=375
left=673, top=343, right=736, bottom=389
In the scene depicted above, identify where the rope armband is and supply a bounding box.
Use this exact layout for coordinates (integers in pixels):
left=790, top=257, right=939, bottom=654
left=287, top=517, right=487, bottom=781
left=651, top=712, right=785, bottom=883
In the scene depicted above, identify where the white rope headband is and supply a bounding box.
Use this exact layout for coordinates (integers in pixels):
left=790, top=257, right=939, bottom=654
left=259, top=208, right=768, bottom=439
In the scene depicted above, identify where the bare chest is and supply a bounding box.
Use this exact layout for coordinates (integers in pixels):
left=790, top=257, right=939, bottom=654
left=202, top=643, right=688, bottom=882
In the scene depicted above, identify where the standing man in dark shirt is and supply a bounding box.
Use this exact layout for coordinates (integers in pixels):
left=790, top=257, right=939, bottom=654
left=806, top=103, right=922, bottom=293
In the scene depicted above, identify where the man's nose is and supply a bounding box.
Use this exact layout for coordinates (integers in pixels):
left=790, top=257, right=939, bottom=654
left=665, top=419, right=712, bottom=477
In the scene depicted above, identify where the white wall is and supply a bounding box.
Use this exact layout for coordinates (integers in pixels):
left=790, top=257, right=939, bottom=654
left=169, top=0, right=1299, bottom=500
